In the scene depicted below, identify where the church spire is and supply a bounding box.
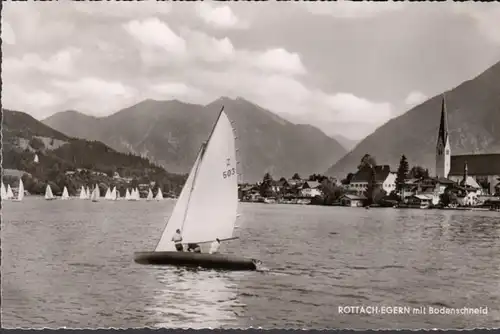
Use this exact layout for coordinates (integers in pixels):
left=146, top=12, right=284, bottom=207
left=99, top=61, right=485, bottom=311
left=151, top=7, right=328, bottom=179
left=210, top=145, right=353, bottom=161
left=437, top=94, right=449, bottom=148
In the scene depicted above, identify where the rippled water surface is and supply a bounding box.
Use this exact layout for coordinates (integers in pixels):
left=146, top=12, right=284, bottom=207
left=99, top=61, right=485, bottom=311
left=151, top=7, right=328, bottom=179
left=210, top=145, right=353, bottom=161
left=2, top=198, right=499, bottom=329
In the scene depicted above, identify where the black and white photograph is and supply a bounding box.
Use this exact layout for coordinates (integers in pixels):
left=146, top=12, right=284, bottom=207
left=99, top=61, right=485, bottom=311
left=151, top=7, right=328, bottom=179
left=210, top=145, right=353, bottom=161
left=1, top=0, right=500, bottom=330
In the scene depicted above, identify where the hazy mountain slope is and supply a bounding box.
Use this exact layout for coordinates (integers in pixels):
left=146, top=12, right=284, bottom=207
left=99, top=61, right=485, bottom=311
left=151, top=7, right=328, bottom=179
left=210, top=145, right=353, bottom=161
left=3, top=109, right=185, bottom=195
left=43, top=97, right=347, bottom=182
left=332, top=135, right=360, bottom=151
left=325, top=60, right=500, bottom=178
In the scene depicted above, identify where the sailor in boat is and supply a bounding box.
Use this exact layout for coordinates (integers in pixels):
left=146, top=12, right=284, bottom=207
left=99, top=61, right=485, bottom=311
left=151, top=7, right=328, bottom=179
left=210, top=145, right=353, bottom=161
left=187, top=243, right=202, bottom=253
left=209, top=238, right=221, bottom=254
left=172, top=229, right=183, bottom=251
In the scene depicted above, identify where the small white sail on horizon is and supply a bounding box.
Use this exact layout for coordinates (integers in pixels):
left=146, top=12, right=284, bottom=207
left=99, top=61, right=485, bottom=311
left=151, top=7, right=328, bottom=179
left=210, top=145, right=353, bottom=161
left=17, top=179, right=25, bottom=201
left=104, top=187, right=112, bottom=200
left=135, top=187, right=141, bottom=200
left=1, top=182, right=7, bottom=200
left=155, top=108, right=239, bottom=252
left=91, top=184, right=100, bottom=202
left=125, top=188, right=131, bottom=200
left=79, top=186, right=87, bottom=199
left=6, top=184, right=14, bottom=199
left=34, top=154, right=39, bottom=164
left=155, top=188, right=164, bottom=201
left=45, top=184, right=55, bottom=200
left=86, top=186, right=91, bottom=200
left=111, top=186, right=117, bottom=200
left=147, top=188, right=153, bottom=201
left=61, top=186, right=70, bottom=200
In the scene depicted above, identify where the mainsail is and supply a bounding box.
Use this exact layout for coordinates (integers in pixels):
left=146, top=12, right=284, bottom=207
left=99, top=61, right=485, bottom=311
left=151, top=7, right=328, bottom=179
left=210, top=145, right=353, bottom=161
left=61, top=186, right=70, bottom=200
left=125, top=189, right=131, bottom=200
left=6, top=184, right=14, bottom=199
left=86, top=187, right=91, bottom=200
left=45, top=184, right=54, bottom=200
left=79, top=186, right=87, bottom=199
left=156, top=189, right=164, bottom=200
left=147, top=188, right=153, bottom=201
left=1, top=182, right=7, bottom=200
left=105, top=187, right=112, bottom=200
left=155, top=109, right=238, bottom=251
left=17, top=179, right=25, bottom=201
left=111, top=187, right=117, bottom=200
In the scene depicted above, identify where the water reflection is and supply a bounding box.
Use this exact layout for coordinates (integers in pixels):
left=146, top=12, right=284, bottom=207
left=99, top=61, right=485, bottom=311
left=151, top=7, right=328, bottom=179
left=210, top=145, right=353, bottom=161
left=147, top=267, right=242, bottom=328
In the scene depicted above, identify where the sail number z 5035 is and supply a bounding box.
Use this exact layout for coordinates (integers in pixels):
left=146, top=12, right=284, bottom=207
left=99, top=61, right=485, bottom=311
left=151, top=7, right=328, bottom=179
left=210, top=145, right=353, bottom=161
left=223, top=168, right=236, bottom=179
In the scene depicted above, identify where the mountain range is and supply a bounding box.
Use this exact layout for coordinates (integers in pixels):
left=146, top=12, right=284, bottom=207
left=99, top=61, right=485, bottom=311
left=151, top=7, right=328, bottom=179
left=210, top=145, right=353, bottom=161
left=43, top=97, right=347, bottom=183
left=325, top=60, right=500, bottom=178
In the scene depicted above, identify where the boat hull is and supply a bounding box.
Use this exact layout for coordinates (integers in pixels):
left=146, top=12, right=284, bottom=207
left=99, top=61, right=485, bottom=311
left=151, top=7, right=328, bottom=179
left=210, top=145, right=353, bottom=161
left=134, top=251, right=258, bottom=271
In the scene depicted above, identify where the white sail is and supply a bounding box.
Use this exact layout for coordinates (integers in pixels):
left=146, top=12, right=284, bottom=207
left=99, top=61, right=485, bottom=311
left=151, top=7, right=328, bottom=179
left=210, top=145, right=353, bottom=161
left=6, top=184, right=14, bottom=199
left=180, top=111, right=238, bottom=244
left=155, top=188, right=164, bottom=201
left=86, top=186, right=91, bottom=200
left=17, top=179, right=25, bottom=201
left=45, top=184, right=54, bottom=200
left=1, top=182, right=7, bottom=200
left=105, top=187, right=112, bottom=200
left=92, top=184, right=100, bottom=201
left=135, top=188, right=140, bottom=200
left=34, top=154, right=39, bottom=163
left=147, top=188, right=153, bottom=201
left=111, top=186, right=117, bottom=200
left=155, top=148, right=204, bottom=252
left=125, top=189, right=131, bottom=200
left=79, top=186, right=87, bottom=199
left=61, top=186, right=69, bottom=200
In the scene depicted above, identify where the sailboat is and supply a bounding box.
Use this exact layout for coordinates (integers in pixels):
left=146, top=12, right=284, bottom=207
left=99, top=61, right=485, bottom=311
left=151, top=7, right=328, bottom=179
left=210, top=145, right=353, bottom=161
left=6, top=184, right=14, bottom=199
left=13, top=179, right=24, bottom=202
left=61, top=186, right=70, bottom=200
left=134, top=106, right=258, bottom=271
left=79, top=186, right=87, bottom=199
left=86, top=186, right=91, bottom=200
left=104, top=187, right=112, bottom=200
left=135, top=188, right=141, bottom=200
left=45, top=184, right=56, bottom=200
left=146, top=188, right=154, bottom=201
left=155, top=188, right=163, bottom=201
left=1, top=182, right=7, bottom=200
left=125, top=189, right=131, bottom=200
left=34, top=154, right=39, bottom=164
left=111, top=186, right=117, bottom=200
left=91, top=184, right=100, bottom=202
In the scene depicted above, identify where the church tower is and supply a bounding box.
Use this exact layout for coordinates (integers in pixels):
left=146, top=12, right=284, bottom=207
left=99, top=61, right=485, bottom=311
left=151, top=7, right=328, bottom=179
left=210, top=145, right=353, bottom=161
left=435, top=95, right=451, bottom=179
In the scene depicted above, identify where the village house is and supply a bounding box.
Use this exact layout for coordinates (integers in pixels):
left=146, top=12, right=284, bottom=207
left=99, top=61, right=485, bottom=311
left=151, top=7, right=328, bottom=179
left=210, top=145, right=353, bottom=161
left=339, top=194, right=366, bottom=207
left=348, top=165, right=397, bottom=196
left=406, top=194, right=434, bottom=208
left=299, top=181, right=322, bottom=198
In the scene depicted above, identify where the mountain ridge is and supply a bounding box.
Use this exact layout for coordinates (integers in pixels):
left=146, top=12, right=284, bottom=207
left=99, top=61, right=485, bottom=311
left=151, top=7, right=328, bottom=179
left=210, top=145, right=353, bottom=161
left=43, top=97, right=347, bottom=182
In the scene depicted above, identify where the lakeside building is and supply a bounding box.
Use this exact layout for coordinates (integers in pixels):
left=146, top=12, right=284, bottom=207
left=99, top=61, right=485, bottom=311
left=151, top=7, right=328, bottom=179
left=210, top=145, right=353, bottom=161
left=347, top=165, right=396, bottom=196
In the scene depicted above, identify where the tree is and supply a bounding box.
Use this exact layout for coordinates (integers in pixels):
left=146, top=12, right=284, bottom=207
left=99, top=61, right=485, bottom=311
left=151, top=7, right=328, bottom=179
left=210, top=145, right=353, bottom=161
left=408, top=166, right=429, bottom=180
left=260, top=173, right=274, bottom=197
left=440, top=187, right=458, bottom=207
left=358, top=154, right=377, bottom=170
left=292, top=173, right=301, bottom=180
left=341, top=173, right=354, bottom=185
left=364, top=166, right=377, bottom=206
left=395, top=155, right=409, bottom=193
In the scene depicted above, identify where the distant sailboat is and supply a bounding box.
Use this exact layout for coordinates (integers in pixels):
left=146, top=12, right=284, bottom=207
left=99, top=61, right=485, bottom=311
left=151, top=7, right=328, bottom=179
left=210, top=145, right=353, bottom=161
left=91, top=184, right=100, bottom=202
left=1, top=182, right=7, bottom=200
left=134, top=106, right=258, bottom=271
left=13, top=179, right=24, bottom=202
left=45, top=184, right=56, bottom=200
left=86, top=186, right=91, bottom=200
left=125, top=189, right=131, bottom=200
left=146, top=188, right=154, bottom=201
left=155, top=188, right=164, bottom=201
left=6, top=184, right=14, bottom=199
left=61, top=186, right=70, bottom=200
left=104, top=187, right=112, bottom=200
left=111, top=186, right=117, bottom=200
left=34, top=154, right=39, bottom=163
left=79, top=186, right=87, bottom=199
left=135, top=188, right=141, bottom=200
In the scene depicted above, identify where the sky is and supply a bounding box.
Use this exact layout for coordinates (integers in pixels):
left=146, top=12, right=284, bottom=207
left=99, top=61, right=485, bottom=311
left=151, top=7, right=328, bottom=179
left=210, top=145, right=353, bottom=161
left=2, top=1, right=500, bottom=140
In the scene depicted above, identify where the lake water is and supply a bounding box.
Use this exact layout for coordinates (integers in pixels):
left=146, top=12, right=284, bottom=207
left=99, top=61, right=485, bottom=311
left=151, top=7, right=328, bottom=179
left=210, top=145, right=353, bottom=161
left=2, top=198, right=499, bottom=329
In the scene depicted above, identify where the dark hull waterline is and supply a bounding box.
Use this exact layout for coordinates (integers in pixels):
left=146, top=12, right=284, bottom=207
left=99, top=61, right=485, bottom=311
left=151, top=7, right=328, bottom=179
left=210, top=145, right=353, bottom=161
left=134, top=251, right=258, bottom=271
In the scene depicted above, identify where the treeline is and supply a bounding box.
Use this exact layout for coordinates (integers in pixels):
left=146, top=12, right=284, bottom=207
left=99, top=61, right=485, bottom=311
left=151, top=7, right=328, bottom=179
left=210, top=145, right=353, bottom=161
left=2, top=139, right=187, bottom=196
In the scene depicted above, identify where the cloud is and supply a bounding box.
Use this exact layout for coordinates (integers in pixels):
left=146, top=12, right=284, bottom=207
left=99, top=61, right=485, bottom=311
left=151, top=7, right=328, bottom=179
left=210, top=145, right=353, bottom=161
left=183, top=30, right=235, bottom=63
left=1, top=19, right=16, bottom=45
left=124, top=18, right=187, bottom=57
left=147, top=82, right=207, bottom=103
left=2, top=84, right=61, bottom=117
left=404, top=91, right=427, bottom=106
left=302, top=0, right=405, bottom=19
left=452, top=4, right=500, bottom=45
left=50, top=77, right=139, bottom=116
left=322, top=93, right=393, bottom=124
left=72, top=0, right=172, bottom=19
left=3, top=48, right=81, bottom=78
left=247, top=48, right=306, bottom=76
left=195, top=2, right=244, bottom=29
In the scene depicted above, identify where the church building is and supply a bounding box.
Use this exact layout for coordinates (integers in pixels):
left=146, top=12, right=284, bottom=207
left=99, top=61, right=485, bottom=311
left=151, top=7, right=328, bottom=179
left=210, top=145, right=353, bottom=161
left=435, top=96, right=500, bottom=195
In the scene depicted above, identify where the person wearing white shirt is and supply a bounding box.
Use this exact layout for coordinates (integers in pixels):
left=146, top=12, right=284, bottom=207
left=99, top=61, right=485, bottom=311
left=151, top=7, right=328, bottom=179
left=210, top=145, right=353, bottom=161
left=209, top=238, right=221, bottom=254
left=172, top=229, right=183, bottom=251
